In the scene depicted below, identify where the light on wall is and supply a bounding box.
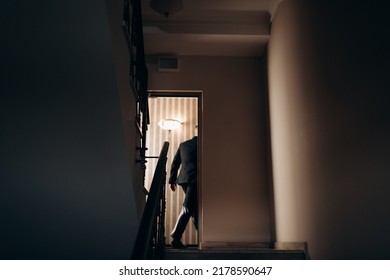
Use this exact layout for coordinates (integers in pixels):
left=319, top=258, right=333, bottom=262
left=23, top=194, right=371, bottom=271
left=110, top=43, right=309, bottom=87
left=150, top=0, right=183, bottom=17
left=158, top=119, right=181, bottom=131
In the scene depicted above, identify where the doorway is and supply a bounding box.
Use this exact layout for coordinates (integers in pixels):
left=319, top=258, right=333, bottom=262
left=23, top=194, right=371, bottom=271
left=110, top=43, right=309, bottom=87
left=145, top=90, right=202, bottom=246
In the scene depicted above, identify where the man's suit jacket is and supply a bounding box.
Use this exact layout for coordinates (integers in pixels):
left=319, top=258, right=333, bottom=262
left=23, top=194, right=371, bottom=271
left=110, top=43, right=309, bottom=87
left=169, top=136, right=198, bottom=185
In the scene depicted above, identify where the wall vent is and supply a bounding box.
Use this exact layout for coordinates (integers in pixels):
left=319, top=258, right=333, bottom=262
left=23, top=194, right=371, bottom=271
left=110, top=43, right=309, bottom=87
left=158, top=56, right=179, bottom=72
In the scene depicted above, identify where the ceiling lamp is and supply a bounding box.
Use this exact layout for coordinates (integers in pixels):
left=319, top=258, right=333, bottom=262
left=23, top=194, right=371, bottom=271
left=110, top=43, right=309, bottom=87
left=158, top=119, right=181, bottom=131
left=150, top=0, right=183, bottom=17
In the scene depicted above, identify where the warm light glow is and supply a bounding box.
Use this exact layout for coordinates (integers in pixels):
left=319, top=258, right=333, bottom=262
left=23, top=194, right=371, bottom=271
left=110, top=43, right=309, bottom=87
left=158, top=119, right=181, bottom=131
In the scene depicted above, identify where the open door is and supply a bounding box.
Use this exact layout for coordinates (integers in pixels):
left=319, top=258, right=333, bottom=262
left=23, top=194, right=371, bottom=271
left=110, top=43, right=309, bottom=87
left=145, top=90, right=202, bottom=247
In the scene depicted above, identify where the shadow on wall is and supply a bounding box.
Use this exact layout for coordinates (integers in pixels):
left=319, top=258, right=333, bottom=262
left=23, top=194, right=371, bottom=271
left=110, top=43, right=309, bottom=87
left=1, top=0, right=139, bottom=259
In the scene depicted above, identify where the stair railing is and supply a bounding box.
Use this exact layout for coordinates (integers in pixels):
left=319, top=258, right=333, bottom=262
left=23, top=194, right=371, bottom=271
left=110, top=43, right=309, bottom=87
left=122, top=0, right=150, bottom=168
left=131, top=142, right=169, bottom=259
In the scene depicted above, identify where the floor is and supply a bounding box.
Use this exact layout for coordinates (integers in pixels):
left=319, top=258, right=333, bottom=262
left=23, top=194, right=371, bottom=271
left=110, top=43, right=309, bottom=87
left=164, top=243, right=308, bottom=260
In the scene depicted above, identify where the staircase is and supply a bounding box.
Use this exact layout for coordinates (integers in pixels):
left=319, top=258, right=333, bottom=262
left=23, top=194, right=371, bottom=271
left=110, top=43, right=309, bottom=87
left=164, top=243, right=308, bottom=260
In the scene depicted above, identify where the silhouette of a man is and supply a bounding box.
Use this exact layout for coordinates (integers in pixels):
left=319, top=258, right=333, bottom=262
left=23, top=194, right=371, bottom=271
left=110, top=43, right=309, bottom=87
left=169, top=126, right=198, bottom=248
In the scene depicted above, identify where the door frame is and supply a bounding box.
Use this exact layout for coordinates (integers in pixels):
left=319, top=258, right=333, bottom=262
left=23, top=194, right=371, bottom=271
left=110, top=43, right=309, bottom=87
left=148, top=89, right=203, bottom=248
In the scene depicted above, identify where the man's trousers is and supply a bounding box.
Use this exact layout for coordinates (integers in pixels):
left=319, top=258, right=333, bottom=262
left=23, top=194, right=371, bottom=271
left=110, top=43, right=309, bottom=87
left=171, top=183, right=198, bottom=240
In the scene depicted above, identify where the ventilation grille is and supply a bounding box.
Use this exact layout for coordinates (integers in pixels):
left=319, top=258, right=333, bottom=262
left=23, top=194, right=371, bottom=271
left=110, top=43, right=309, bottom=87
left=158, top=56, right=179, bottom=72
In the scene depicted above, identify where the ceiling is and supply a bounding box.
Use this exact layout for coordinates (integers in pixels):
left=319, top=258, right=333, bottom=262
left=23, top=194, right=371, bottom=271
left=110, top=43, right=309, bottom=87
left=141, top=0, right=277, bottom=57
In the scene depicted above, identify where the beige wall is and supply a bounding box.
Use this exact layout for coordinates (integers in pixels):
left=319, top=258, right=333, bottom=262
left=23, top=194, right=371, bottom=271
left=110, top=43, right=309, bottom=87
left=147, top=56, right=272, bottom=244
left=268, top=0, right=390, bottom=259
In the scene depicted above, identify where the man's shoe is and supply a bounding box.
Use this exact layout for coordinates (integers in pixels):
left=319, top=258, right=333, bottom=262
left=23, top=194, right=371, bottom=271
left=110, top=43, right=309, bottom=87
left=171, top=239, right=187, bottom=249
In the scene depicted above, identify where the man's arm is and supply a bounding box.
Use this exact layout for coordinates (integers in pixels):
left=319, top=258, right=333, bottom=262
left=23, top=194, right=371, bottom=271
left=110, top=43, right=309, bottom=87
left=168, top=145, right=181, bottom=186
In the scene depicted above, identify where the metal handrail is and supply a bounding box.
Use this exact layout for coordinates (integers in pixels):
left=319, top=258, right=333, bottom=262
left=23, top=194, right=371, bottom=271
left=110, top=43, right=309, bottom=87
left=122, top=0, right=150, bottom=168
left=131, top=142, right=169, bottom=259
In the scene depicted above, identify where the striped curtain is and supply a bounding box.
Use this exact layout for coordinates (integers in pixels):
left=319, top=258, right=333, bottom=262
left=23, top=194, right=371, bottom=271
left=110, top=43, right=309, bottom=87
left=145, top=96, right=198, bottom=245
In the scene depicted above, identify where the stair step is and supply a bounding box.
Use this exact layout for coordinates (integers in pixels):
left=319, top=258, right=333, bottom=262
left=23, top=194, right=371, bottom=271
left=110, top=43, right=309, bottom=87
left=164, top=247, right=306, bottom=260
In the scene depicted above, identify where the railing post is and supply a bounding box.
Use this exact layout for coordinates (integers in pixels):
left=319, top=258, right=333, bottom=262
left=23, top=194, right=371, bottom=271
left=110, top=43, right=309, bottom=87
left=131, top=142, right=169, bottom=259
left=122, top=0, right=149, bottom=169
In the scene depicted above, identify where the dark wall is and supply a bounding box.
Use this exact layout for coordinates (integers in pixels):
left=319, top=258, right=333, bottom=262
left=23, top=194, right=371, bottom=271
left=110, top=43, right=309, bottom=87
left=0, top=0, right=138, bottom=259
left=268, top=0, right=390, bottom=259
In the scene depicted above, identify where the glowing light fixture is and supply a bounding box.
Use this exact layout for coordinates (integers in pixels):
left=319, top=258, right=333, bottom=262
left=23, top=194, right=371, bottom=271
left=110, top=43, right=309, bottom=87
left=158, top=119, right=181, bottom=131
